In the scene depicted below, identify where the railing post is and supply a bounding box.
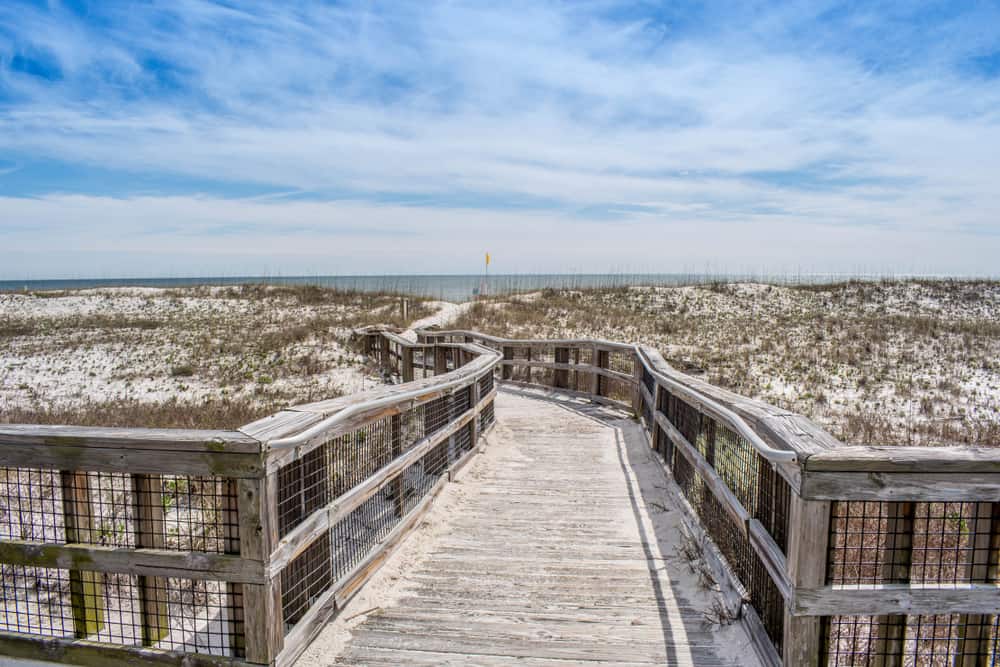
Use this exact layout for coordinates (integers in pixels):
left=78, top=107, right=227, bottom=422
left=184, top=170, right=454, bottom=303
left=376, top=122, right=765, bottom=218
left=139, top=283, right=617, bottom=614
left=554, top=347, right=569, bottom=389
left=592, top=346, right=607, bottom=398
left=502, top=346, right=513, bottom=380
left=631, top=351, right=642, bottom=414
left=380, top=335, right=391, bottom=372
left=391, top=414, right=405, bottom=517
left=133, top=474, right=169, bottom=646
left=783, top=496, right=830, bottom=667
left=434, top=346, right=448, bottom=375
left=60, top=471, right=104, bottom=638
left=239, top=474, right=284, bottom=664
left=402, top=347, right=414, bottom=382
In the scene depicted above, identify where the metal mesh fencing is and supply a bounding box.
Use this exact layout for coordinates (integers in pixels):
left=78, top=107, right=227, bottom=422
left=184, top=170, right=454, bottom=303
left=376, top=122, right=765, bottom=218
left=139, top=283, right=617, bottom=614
left=822, top=614, right=999, bottom=666
left=0, top=469, right=237, bottom=553
left=0, top=564, right=244, bottom=657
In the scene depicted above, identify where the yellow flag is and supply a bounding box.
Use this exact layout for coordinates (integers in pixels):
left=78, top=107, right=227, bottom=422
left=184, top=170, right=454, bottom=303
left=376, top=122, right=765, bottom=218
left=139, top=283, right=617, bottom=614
left=485, top=252, right=491, bottom=266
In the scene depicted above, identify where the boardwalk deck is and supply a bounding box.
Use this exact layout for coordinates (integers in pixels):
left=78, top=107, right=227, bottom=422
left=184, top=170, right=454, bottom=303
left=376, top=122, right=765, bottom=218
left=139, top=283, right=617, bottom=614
left=298, top=388, right=760, bottom=666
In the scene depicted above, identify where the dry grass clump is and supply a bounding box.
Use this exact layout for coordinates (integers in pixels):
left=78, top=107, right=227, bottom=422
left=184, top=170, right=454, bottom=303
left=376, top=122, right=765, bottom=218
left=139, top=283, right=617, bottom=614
left=1, top=285, right=431, bottom=429
left=452, top=280, right=1000, bottom=447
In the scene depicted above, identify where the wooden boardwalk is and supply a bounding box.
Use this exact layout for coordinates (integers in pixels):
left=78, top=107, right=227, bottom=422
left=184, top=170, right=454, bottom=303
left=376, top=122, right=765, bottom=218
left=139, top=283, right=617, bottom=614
left=309, top=388, right=757, bottom=666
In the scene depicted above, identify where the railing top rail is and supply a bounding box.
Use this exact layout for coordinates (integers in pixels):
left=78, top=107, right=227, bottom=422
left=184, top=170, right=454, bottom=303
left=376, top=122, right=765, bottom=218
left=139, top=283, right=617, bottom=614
left=416, top=328, right=636, bottom=351
left=0, top=424, right=261, bottom=453
left=419, top=328, right=797, bottom=464
left=264, top=342, right=500, bottom=453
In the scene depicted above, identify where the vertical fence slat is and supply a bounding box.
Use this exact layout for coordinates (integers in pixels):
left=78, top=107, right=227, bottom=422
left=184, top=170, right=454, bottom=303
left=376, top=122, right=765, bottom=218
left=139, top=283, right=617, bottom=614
left=133, top=474, right=170, bottom=646
left=60, top=471, right=105, bottom=638
left=784, top=496, right=830, bottom=667
left=241, top=473, right=284, bottom=664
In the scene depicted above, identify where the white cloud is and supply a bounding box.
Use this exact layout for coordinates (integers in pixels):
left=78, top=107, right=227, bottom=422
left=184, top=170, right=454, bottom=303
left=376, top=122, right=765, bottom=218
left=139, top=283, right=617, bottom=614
left=0, top=1, right=999, bottom=276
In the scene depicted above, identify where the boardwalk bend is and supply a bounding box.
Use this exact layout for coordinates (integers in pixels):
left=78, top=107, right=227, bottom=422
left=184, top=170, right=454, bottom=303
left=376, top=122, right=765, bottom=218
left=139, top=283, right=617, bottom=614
left=0, top=328, right=998, bottom=666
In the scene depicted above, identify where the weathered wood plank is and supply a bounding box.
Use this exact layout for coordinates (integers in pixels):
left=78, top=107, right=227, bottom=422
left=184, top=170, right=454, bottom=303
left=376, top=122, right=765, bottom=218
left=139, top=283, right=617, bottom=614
left=0, top=540, right=266, bottom=582
left=0, top=425, right=261, bottom=453
left=0, top=444, right=263, bottom=477
left=794, top=583, right=1000, bottom=616
left=0, top=631, right=256, bottom=667
left=804, top=446, right=1000, bottom=472
left=783, top=496, right=830, bottom=667
left=799, top=470, right=1000, bottom=501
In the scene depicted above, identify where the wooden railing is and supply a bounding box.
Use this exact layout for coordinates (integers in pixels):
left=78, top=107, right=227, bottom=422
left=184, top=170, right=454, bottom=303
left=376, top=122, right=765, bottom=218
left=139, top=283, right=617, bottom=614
left=1, top=326, right=997, bottom=667
left=419, top=329, right=1000, bottom=667
left=0, top=336, right=499, bottom=667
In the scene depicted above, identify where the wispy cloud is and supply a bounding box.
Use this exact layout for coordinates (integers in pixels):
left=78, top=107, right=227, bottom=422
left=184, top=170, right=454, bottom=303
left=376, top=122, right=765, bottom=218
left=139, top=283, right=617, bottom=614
left=0, top=1, right=999, bottom=276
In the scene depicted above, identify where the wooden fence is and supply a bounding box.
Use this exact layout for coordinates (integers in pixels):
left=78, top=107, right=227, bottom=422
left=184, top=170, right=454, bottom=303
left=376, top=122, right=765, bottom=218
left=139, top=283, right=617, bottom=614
left=0, top=326, right=997, bottom=667
left=0, top=336, right=499, bottom=667
left=419, top=329, right=1000, bottom=667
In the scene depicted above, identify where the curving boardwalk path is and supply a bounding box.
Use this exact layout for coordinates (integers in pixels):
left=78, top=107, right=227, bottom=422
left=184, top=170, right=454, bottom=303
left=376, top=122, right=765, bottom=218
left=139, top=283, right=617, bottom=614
left=299, top=388, right=760, bottom=667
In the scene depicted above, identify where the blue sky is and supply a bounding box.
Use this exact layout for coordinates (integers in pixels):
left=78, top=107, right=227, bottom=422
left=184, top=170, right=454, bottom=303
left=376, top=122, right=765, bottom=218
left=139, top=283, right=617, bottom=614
left=2, top=1, right=1000, bottom=278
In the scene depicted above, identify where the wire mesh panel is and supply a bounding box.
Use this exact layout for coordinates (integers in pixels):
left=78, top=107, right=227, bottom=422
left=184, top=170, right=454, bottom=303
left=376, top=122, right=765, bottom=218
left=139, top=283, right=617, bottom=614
left=478, top=371, right=494, bottom=398
left=828, top=501, right=999, bottom=585
left=606, top=350, right=636, bottom=376
left=822, top=614, right=999, bottom=666
left=479, top=400, right=495, bottom=432
left=0, top=469, right=237, bottom=553
left=0, top=468, right=66, bottom=542
left=280, top=536, right=332, bottom=628
left=0, top=565, right=244, bottom=657
left=281, top=437, right=458, bottom=636
left=670, top=449, right=787, bottom=655
left=641, top=366, right=655, bottom=397
left=276, top=407, right=431, bottom=537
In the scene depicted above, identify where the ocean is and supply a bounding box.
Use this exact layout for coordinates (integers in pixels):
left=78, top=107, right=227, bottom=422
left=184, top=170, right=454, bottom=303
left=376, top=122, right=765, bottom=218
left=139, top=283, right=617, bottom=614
left=0, top=272, right=878, bottom=302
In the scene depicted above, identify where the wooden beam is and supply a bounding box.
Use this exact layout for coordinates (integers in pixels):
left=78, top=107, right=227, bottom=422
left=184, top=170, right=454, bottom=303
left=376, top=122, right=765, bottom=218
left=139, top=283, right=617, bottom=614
left=794, top=582, right=1000, bottom=616
left=799, top=470, right=1000, bottom=501
left=782, top=496, right=830, bottom=667
left=0, top=540, right=266, bottom=582
left=0, top=631, right=257, bottom=667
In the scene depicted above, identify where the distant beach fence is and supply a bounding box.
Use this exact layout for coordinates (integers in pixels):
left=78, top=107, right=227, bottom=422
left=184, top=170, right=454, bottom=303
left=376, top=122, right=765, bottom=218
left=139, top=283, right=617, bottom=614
left=0, top=328, right=997, bottom=666
left=0, top=272, right=896, bottom=302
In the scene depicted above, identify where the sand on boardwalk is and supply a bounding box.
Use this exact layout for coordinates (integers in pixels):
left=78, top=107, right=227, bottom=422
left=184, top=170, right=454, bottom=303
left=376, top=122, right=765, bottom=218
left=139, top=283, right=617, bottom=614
left=296, top=389, right=758, bottom=666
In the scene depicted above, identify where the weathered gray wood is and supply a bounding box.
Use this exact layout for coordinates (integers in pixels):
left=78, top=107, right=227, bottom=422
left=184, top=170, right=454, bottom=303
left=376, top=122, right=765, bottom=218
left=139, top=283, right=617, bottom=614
left=799, top=470, right=1000, bottom=501
left=0, top=540, right=266, bottom=582
left=782, top=496, right=830, bottom=667
left=0, top=631, right=256, bottom=667
left=0, top=444, right=263, bottom=477
left=329, top=391, right=761, bottom=667
left=794, top=583, right=1000, bottom=616
left=655, top=411, right=754, bottom=531
left=804, top=446, right=1000, bottom=473
left=0, top=425, right=261, bottom=452
left=267, top=410, right=478, bottom=575
left=243, top=470, right=283, bottom=665
left=274, top=415, right=488, bottom=667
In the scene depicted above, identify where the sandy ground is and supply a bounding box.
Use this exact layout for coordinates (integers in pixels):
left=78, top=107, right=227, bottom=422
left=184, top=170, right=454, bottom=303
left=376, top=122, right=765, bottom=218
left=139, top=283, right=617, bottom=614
left=297, top=388, right=757, bottom=666
left=0, top=287, right=444, bottom=426
left=452, top=280, right=1000, bottom=447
